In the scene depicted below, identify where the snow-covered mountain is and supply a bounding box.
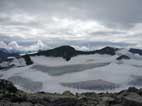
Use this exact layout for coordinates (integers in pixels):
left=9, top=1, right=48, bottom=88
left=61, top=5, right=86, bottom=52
left=0, top=40, right=46, bottom=52
left=0, top=46, right=142, bottom=93
left=0, top=54, right=33, bottom=70
left=0, top=48, right=19, bottom=61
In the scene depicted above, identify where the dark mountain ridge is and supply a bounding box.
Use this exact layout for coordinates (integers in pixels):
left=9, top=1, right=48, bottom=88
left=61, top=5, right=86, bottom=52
left=35, top=46, right=119, bottom=61
left=129, top=48, right=142, bottom=55
left=0, top=46, right=142, bottom=65
left=1, top=45, right=142, bottom=62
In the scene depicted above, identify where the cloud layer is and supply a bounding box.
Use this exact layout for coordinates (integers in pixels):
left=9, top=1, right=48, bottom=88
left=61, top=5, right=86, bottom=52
left=0, top=0, right=142, bottom=49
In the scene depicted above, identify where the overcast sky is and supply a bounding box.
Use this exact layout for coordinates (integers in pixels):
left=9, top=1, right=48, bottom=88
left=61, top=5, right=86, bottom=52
left=0, top=0, right=142, bottom=49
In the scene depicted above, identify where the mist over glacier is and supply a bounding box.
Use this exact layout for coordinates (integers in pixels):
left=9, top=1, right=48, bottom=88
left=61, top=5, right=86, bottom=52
left=0, top=48, right=142, bottom=93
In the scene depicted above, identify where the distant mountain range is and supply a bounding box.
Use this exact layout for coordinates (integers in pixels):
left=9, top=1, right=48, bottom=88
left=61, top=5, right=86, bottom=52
left=0, top=45, right=142, bottom=94
left=32, top=45, right=142, bottom=61
left=0, top=48, right=33, bottom=69
left=32, top=46, right=118, bottom=61
left=1, top=45, right=142, bottom=61
left=129, top=48, right=142, bottom=55
left=0, top=48, right=20, bottom=62
left=0, top=45, right=142, bottom=69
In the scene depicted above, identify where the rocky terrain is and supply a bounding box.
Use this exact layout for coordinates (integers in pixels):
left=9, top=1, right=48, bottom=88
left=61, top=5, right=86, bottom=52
left=0, top=79, right=142, bottom=106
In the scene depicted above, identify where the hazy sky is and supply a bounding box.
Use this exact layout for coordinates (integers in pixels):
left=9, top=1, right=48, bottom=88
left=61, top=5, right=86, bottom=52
left=0, top=0, right=142, bottom=49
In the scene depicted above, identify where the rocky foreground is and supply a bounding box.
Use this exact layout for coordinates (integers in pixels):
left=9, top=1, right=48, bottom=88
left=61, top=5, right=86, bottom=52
left=0, top=79, right=142, bottom=106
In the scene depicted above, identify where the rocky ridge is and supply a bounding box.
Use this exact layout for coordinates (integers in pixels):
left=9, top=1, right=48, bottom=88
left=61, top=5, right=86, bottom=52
left=0, top=79, right=142, bottom=106
left=34, top=46, right=119, bottom=61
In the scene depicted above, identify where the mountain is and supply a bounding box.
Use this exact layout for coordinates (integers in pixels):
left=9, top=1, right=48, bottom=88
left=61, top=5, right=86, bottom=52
left=0, top=45, right=142, bottom=69
left=94, top=46, right=119, bottom=55
left=2, top=45, right=140, bottom=62
left=0, top=48, right=19, bottom=62
left=0, top=53, right=33, bottom=70
left=0, top=45, right=142, bottom=93
left=36, top=46, right=78, bottom=61
left=34, top=46, right=119, bottom=61
left=129, top=48, right=142, bottom=55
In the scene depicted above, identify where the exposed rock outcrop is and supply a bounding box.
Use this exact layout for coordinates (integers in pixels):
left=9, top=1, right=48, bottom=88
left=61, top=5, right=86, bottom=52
left=21, top=55, right=33, bottom=65
left=116, top=55, right=130, bottom=60
left=0, top=79, right=17, bottom=93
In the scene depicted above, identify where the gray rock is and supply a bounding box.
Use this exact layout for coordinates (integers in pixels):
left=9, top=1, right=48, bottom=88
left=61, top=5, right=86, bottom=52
left=102, top=96, right=114, bottom=102
left=123, top=93, right=142, bottom=106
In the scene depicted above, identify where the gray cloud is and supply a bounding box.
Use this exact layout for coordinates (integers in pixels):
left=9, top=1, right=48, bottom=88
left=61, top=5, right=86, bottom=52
left=0, top=34, right=23, bottom=41
left=1, top=0, right=142, bottom=27
left=90, top=31, right=127, bottom=36
left=0, top=0, right=142, bottom=49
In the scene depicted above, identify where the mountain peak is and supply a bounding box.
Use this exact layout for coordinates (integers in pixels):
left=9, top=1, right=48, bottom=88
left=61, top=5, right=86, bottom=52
left=37, top=45, right=77, bottom=61
left=129, top=48, right=142, bottom=55
left=95, top=46, right=119, bottom=55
